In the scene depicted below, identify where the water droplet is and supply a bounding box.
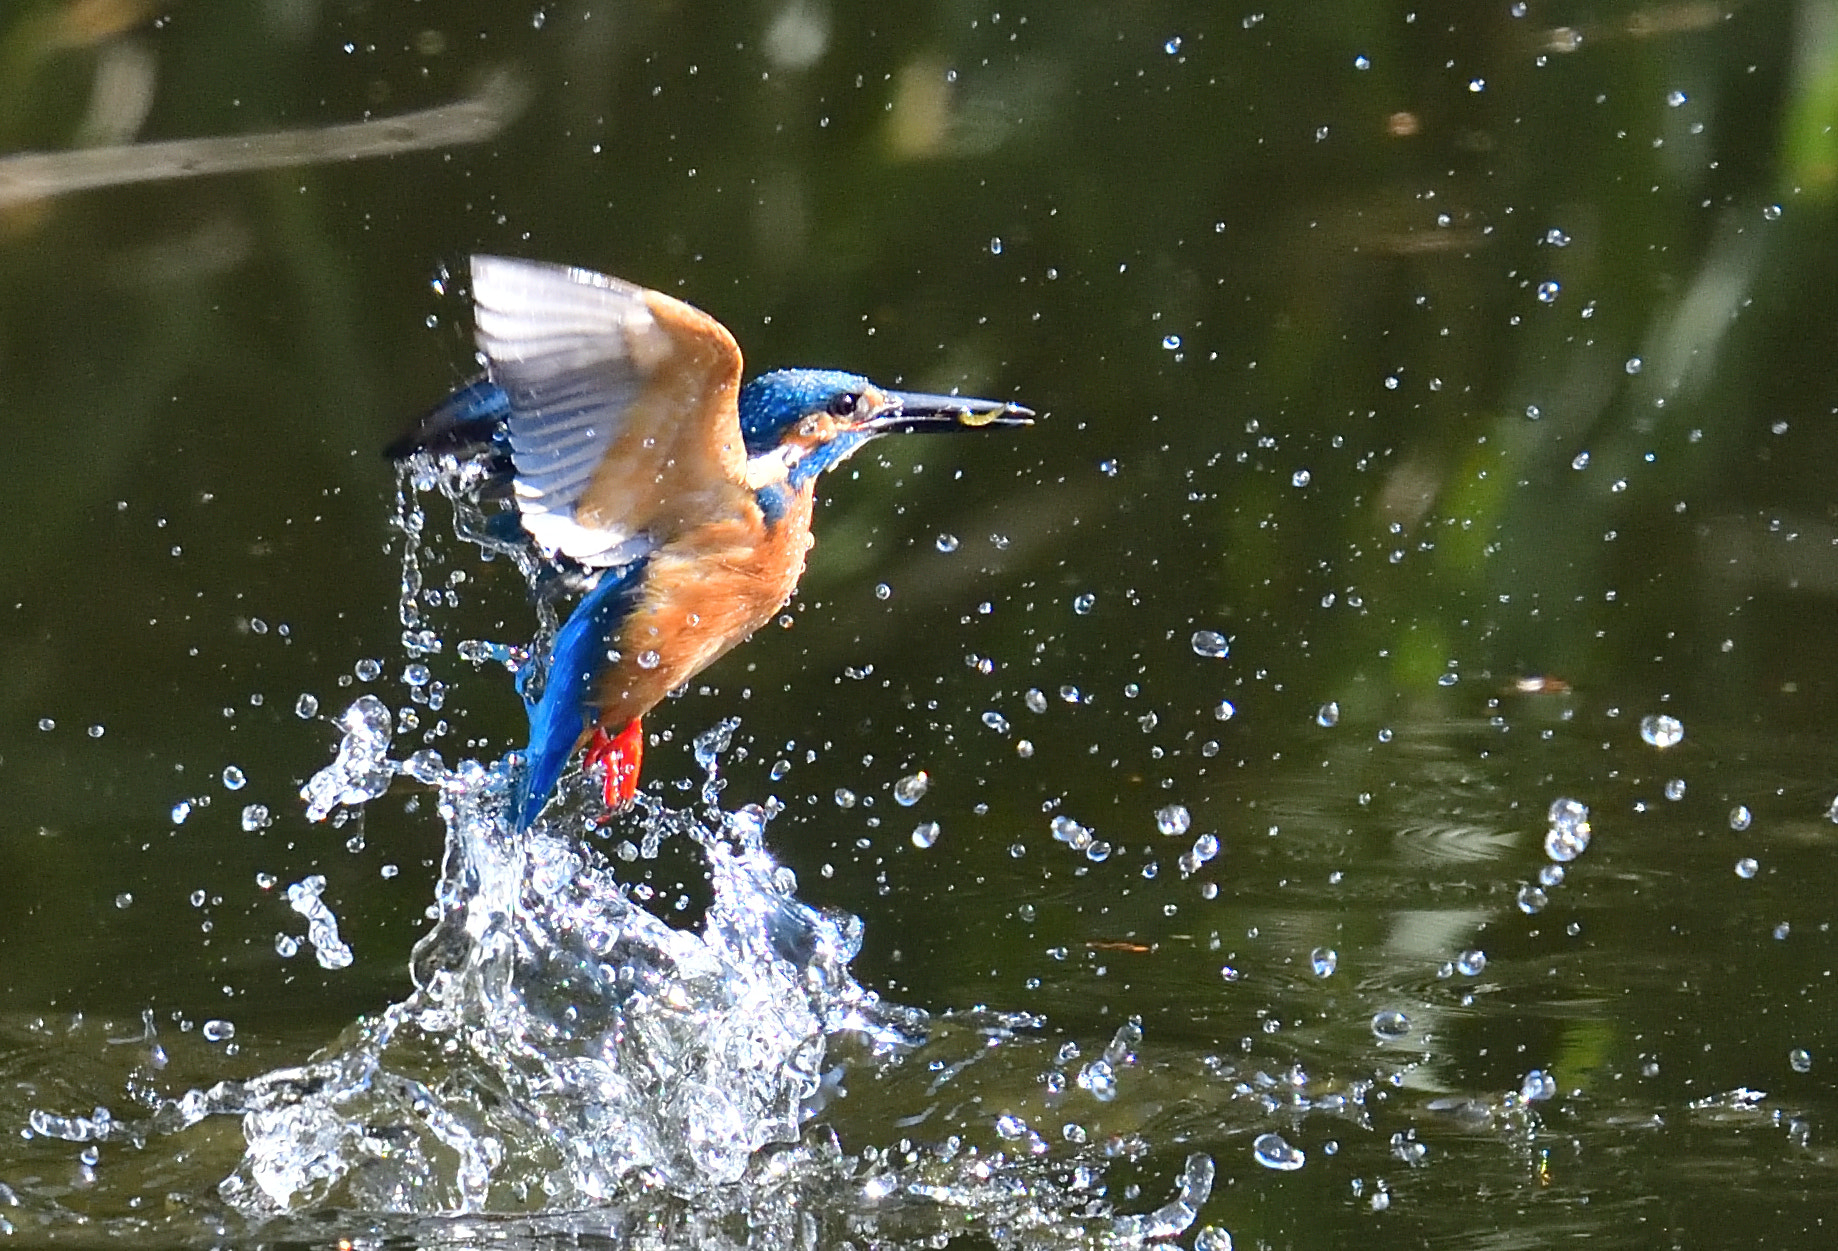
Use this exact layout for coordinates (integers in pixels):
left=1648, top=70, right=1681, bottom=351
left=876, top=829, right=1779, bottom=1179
left=354, top=658, right=383, bottom=682
left=240, top=804, right=270, bottom=832
left=114, top=893, right=133, bottom=909
left=874, top=582, right=891, bottom=600
left=1544, top=227, right=1571, bottom=247
left=1455, top=949, right=1486, bottom=976
left=1763, top=203, right=1783, bottom=221
left=1155, top=804, right=1191, bottom=836
left=1316, top=702, right=1340, bottom=728
left=1624, top=356, right=1644, bottom=375
left=1639, top=714, right=1684, bottom=748
left=170, top=801, right=192, bottom=825
left=893, top=771, right=930, bottom=805
left=1571, top=451, right=1591, bottom=470
left=1353, top=54, right=1370, bottom=69
left=1161, top=334, right=1182, bottom=350
left=1072, top=593, right=1096, bottom=615
left=201, top=1019, right=236, bottom=1043
left=1164, top=35, right=1183, bottom=54
left=1735, top=857, right=1759, bottom=879
left=294, top=693, right=319, bottom=718
left=982, top=711, right=1010, bottom=734
left=1194, top=1226, right=1234, bottom=1251
left=1291, top=469, right=1312, bottom=487
left=1516, top=884, right=1548, bottom=914
left=1666, top=88, right=1687, bottom=106
left=1390, top=1131, right=1428, bottom=1164
left=1214, top=700, right=1236, bottom=720
left=1371, top=1009, right=1410, bottom=1040
left=1024, top=688, right=1048, bottom=713
left=833, top=788, right=857, bottom=809
left=1729, top=805, right=1752, bottom=831
left=1252, top=1131, right=1306, bottom=1171
left=223, top=766, right=247, bottom=791
left=911, top=821, right=941, bottom=849
left=1310, top=947, right=1337, bottom=977
left=636, top=649, right=662, bottom=670
left=36, top=718, right=54, bottom=732
left=1519, top=1069, right=1556, bottom=1102
left=1191, top=630, right=1230, bottom=658
left=935, top=533, right=959, bottom=553
left=1050, top=815, right=1093, bottom=850
left=987, top=237, right=1003, bottom=256
left=1790, top=1048, right=1813, bottom=1073
left=1544, top=822, right=1592, bottom=863
left=1536, top=280, right=1560, bottom=303
left=87, top=723, right=105, bottom=739
left=1069, top=1058, right=1115, bottom=1101
left=1059, top=685, right=1082, bottom=703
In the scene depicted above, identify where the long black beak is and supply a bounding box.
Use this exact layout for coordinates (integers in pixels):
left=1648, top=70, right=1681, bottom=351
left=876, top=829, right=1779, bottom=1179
left=861, top=390, right=1035, bottom=434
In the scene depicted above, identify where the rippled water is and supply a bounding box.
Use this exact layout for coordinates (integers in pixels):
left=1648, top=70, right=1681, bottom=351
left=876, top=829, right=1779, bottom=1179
left=5, top=451, right=1832, bottom=1251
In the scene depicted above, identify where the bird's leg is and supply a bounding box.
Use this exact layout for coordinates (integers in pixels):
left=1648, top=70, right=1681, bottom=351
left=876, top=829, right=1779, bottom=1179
left=584, top=718, right=644, bottom=810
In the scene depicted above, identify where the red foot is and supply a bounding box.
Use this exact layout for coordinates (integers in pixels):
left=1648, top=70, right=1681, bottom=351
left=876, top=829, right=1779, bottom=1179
left=584, top=719, right=645, bottom=810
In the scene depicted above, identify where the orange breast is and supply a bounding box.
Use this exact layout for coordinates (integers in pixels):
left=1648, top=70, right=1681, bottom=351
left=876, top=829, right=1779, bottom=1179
left=587, top=488, right=817, bottom=737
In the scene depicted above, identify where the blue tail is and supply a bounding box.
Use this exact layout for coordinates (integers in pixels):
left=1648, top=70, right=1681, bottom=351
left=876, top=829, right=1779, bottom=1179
left=511, top=559, right=649, bottom=828
left=385, top=377, right=512, bottom=459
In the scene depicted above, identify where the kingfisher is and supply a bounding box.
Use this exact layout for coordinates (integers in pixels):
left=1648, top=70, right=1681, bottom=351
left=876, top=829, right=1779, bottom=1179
left=390, top=255, right=1032, bottom=829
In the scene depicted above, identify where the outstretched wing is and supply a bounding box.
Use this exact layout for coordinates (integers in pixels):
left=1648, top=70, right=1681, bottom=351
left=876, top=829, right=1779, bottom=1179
left=469, top=254, right=751, bottom=567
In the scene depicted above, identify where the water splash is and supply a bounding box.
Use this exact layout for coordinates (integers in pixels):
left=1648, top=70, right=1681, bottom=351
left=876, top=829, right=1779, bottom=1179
left=27, top=451, right=1218, bottom=1243
left=298, top=696, right=394, bottom=822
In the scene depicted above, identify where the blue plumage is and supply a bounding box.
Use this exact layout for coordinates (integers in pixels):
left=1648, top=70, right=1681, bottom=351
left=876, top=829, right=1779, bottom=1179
left=511, top=560, right=649, bottom=828
left=737, top=369, right=873, bottom=454
left=384, top=377, right=511, bottom=459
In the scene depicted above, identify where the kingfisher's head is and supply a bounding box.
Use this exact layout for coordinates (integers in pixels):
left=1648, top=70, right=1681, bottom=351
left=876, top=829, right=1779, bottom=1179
left=738, top=368, right=1032, bottom=494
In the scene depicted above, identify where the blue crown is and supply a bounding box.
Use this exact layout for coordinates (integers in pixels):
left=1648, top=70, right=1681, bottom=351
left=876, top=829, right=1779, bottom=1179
left=736, top=368, right=873, bottom=455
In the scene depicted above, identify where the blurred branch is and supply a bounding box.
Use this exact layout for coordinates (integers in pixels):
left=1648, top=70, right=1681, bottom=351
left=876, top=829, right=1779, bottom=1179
left=0, top=68, right=528, bottom=207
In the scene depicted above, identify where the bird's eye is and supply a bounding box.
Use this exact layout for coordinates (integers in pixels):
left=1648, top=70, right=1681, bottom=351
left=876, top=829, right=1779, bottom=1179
left=826, top=391, right=860, bottom=418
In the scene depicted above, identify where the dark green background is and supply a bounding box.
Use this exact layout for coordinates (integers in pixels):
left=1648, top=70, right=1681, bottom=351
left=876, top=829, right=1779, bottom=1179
left=2, top=0, right=1837, bottom=1244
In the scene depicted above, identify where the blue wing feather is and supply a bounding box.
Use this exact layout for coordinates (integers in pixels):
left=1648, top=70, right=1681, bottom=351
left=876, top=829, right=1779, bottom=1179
left=512, top=559, right=649, bottom=827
